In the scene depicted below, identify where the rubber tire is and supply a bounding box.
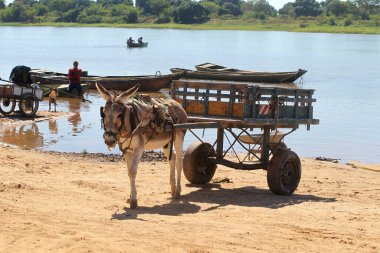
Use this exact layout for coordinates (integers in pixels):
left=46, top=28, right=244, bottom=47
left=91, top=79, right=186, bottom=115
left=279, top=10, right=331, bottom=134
left=0, top=98, right=16, bottom=115
left=270, top=142, right=288, bottom=156
left=183, top=142, right=217, bottom=184
left=18, top=93, right=39, bottom=117
left=267, top=150, right=301, bottom=195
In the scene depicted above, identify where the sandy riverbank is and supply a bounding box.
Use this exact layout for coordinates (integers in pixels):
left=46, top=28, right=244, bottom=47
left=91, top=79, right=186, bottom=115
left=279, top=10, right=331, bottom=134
left=0, top=144, right=379, bottom=252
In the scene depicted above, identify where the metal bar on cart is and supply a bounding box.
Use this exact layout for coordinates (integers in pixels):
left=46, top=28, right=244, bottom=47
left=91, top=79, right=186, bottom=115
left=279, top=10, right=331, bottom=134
left=130, top=122, right=221, bottom=135
left=261, top=127, right=271, bottom=164
left=209, top=158, right=267, bottom=170
left=216, top=127, right=224, bottom=160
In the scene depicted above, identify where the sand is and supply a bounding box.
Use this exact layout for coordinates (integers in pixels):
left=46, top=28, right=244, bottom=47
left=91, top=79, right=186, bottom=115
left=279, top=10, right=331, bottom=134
left=0, top=143, right=379, bottom=253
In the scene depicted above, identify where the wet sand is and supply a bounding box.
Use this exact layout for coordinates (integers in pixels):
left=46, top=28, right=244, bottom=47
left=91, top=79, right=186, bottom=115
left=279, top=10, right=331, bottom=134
left=0, top=110, right=71, bottom=131
left=0, top=144, right=379, bottom=252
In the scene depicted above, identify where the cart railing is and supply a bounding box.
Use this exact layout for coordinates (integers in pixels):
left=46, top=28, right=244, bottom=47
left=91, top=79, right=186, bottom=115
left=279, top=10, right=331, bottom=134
left=0, top=84, right=43, bottom=101
left=171, top=79, right=319, bottom=129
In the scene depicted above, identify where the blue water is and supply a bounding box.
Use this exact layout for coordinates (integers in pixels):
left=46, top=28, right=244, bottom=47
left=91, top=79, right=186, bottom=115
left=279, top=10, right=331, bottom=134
left=0, top=27, right=379, bottom=163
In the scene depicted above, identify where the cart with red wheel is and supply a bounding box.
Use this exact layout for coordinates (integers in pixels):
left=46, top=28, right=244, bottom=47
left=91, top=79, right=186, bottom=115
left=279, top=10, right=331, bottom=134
left=0, top=84, right=43, bottom=117
left=170, top=79, right=319, bottom=195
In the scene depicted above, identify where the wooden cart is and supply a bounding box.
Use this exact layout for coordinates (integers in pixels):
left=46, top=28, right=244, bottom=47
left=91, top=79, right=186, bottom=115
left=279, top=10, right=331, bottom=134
left=0, top=84, right=43, bottom=117
left=170, top=79, right=319, bottom=195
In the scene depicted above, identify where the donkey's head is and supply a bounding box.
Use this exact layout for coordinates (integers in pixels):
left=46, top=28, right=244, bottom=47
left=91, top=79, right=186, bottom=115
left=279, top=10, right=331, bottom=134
left=96, top=82, right=140, bottom=149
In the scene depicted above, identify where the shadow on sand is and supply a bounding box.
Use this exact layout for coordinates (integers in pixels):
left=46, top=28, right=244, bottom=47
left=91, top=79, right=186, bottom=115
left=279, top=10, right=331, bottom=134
left=111, top=183, right=336, bottom=220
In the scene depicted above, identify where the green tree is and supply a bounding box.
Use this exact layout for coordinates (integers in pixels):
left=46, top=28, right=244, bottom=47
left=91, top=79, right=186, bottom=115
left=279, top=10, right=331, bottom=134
left=200, top=1, right=220, bottom=18
left=174, top=1, right=209, bottom=23
left=97, top=0, right=133, bottom=7
left=149, top=0, right=169, bottom=16
left=279, top=2, right=295, bottom=16
left=219, top=2, right=241, bottom=15
left=218, top=0, right=241, bottom=6
left=76, top=2, right=106, bottom=23
left=352, top=0, right=380, bottom=14
left=0, top=0, right=6, bottom=9
left=123, top=7, right=138, bottom=22
left=34, top=3, right=49, bottom=16
left=40, top=0, right=74, bottom=13
left=74, top=0, right=92, bottom=8
left=1, top=0, right=35, bottom=22
left=109, top=4, right=138, bottom=23
left=57, top=8, right=81, bottom=22
left=156, top=8, right=171, bottom=23
left=293, top=0, right=322, bottom=17
left=136, top=0, right=152, bottom=13
left=322, top=0, right=360, bottom=17
left=243, top=0, right=277, bottom=18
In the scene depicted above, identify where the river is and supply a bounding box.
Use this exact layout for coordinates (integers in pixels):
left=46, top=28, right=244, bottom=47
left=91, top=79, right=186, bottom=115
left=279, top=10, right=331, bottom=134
left=0, top=26, right=379, bottom=163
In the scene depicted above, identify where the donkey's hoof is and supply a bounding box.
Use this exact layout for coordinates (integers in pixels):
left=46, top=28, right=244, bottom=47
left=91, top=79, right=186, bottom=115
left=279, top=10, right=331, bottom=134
left=130, top=199, right=138, bottom=209
left=173, top=191, right=181, bottom=200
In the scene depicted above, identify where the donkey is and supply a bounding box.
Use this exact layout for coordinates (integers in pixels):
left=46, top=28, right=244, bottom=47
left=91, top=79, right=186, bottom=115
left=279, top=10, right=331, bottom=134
left=96, top=82, right=187, bottom=209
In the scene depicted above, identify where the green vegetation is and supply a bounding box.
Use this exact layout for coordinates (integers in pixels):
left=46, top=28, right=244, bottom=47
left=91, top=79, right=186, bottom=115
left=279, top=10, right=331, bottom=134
left=0, top=0, right=379, bottom=34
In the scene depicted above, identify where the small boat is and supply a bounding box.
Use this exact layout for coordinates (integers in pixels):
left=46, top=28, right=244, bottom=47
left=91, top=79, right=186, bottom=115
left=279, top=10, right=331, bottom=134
left=30, top=69, right=180, bottom=92
left=196, top=63, right=249, bottom=73
left=126, top=41, right=148, bottom=48
left=90, top=73, right=180, bottom=92
left=30, top=69, right=99, bottom=85
left=42, top=83, right=90, bottom=97
left=171, top=66, right=306, bottom=83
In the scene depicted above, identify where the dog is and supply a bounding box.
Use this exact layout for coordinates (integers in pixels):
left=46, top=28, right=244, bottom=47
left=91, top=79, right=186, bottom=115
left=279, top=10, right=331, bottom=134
left=48, top=89, right=58, bottom=112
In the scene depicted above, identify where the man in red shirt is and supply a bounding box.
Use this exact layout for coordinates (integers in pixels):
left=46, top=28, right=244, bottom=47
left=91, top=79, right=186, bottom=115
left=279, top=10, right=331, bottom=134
left=68, top=61, right=83, bottom=95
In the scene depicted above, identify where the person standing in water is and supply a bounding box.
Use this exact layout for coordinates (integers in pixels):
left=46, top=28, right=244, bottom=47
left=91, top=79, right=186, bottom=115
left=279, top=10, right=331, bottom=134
left=68, top=61, right=83, bottom=95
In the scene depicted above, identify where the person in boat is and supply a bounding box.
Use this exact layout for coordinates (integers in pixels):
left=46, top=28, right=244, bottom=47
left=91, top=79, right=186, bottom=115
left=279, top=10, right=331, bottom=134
left=127, top=37, right=135, bottom=44
left=68, top=61, right=83, bottom=96
left=138, top=37, right=143, bottom=43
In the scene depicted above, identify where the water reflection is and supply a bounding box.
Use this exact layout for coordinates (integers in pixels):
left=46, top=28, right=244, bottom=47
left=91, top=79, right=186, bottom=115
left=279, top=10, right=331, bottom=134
left=67, top=98, right=82, bottom=134
left=48, top=119, right=58, bottom=134
left=67, top=97, right=81, bottom=112
left=68, top=112, right=82, bottom=133
left=0, top=123, right=44, bottom=149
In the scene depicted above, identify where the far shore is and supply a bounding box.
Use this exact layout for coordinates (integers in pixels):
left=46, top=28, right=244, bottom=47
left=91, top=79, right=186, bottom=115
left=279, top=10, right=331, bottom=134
left=1, top=20, right=380, bottom=35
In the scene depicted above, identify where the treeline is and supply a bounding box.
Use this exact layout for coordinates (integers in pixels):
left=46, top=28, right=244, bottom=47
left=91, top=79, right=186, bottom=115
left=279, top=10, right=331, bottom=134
left=0, top=0, right=379, bottom=25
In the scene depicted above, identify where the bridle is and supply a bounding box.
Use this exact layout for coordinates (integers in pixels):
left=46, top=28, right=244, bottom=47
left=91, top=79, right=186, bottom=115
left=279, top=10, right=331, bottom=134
left=100, top=97, right=176, bottom=158
left=100, top=101, right=129, bottom=140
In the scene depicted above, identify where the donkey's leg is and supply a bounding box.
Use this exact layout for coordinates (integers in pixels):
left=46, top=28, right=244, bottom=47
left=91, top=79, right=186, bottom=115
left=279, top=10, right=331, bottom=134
left=173, top=132, right=185, bottom=199
left=124, top=147, right=144, bottom=209
left=162, top=145, right=176, bottom=196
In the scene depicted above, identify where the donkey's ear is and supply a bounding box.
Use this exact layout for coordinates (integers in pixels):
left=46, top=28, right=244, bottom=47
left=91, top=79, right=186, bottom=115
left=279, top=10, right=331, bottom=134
left=116, top=84, right=140, bottom=103
left=96, top=82, right=112, bottom=101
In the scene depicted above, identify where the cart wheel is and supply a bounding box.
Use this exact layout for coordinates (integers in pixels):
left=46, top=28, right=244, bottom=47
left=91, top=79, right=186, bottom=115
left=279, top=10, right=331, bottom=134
left=270, top=142, right=288, bottom=156
left=19, top=93, right=39, bottom=117
left=183, top=142, right=217, bottom=184
left=267, top=150, right=301, bottom=195
left=0, top=98, right=17, bottom=115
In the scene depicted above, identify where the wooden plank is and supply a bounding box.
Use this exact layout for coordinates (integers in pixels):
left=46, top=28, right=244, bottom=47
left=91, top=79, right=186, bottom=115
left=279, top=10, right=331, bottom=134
left=173, top=80, right=247, bottom=91
left=176, top=99, right=244, bottom=117
left=173, top=79, right=314, bottom=92
left=228, top=88, right=233, bottom=117
left=0, top=86, right=14, bottom=98
left=182, top=81, right=188, bottom=110
left=187, top=115, right=319, bottom=128
left=171, top=90, right=243, bottom=100
left=205, top=84, right=210, bottom=116
left=174, top=78, right=300, bottom=89
left=239, top=132, right=285, bottom=145
left=187, top=115, right=243, bottom=123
